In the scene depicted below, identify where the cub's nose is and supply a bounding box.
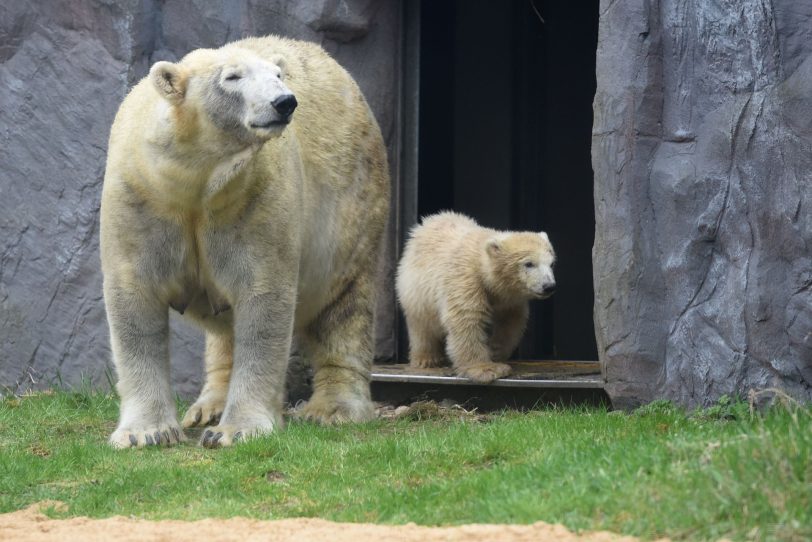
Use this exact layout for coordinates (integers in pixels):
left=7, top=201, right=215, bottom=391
left=542, top=283, right=556, bottom=296
left=272, top=94, right=298, bottom=117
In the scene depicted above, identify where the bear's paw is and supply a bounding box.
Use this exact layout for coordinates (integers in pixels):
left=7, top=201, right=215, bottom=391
left=409, top=355, right=445, bottom=369
left=457, top=362, right=511, bottom=383
left=182, top=390, right=227, bottom=428
left=110, top=423, right=186, bottom=449
left=199, top=416, right=280, bottom=448
left=296, top=393, right=376, bottom=425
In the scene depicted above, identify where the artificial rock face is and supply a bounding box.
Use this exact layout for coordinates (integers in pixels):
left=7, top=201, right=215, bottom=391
left=0, top=0, right=399, bottom=399
left=593, top=0, right=812, bottom=408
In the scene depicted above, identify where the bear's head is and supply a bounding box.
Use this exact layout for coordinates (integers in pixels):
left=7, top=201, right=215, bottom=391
left=485, top=232, right=556, bottom=300
left=148, top=46, right=296, bottom=146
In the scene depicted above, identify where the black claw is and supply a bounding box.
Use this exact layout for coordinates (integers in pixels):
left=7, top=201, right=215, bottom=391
left=171, top=427, right=180, bottom=442
left=162, top=431, right=171, bottom=444
left=128, top=434, right=138, bottom=447
left=208, top=413, right=221, bottom=426
left=212, top=303, right=231, bottom=316
left=154, top=431, right=162, bottom=445
left=212, top=432, right=223, bottom=444
left=233, top=432, right=242, bottom=442
left=194, top=410, right=202, bottom=425
left=145, top=434, right=154, bottom=446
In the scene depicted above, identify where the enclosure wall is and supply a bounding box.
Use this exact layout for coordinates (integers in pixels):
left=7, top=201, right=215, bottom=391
left=593, top=0, right=812, bottom=407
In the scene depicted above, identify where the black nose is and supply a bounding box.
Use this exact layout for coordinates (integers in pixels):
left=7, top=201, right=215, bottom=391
left=543, top=283, right=556, bottom=295
left=272, top=94, right=297, bottom=117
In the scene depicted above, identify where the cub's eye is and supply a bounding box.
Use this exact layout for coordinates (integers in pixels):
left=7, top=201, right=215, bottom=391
left=524, top=261, right=536, bottom=269
left=224, top=73, right=242, bottom=81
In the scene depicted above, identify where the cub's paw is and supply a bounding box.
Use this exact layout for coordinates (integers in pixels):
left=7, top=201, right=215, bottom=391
left=410, top=355, right=445, bottom=369
left=182, top=392, right=226, bottom=428
left=296, top=394, right=376, bottom=424
left=110, top=423, right=185, bottom=449
left=457, top=362, right=511, bottom=383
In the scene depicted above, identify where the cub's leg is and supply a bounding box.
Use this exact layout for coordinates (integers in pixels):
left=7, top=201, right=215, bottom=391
left=444, top=299, right=511, bottom=383
left=297, top=275, right=376, bottom=424
left=405, top=311, right=446, bottom=368
left=182, top=330, right=233, bottom=428
left=489, top=304, right=529, bottom=362
left=106, top=285, right=185, bottom=448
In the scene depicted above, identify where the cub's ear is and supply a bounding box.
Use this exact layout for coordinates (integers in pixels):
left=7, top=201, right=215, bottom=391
left=150, top=61, right=188, bottom=104
left=486, top=238, right=502, bottom=257
left=538, top=232, right=550, bottom=243
left=269, top=53, right=288, bottom=77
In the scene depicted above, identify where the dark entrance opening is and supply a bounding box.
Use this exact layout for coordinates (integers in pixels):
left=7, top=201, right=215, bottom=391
left=415, top=0, right=599, bottom=361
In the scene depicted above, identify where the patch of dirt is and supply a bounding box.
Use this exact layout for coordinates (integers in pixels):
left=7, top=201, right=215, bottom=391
left=0, top=502, right=652, bottom=542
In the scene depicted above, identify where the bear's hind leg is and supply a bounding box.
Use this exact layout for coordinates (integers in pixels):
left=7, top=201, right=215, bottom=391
left=406, top=313, right=446, bottom=369
left=297, top=276, right=376, bottom=424
left=182, top=330, right=233, bottom=428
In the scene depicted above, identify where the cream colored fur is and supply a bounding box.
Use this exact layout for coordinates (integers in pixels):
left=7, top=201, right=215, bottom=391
left=396, top=212, right=556, bottom=382
left=101, top=36, right=389, bottom=448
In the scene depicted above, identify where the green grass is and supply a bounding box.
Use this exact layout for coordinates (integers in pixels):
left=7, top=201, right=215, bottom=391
left=0, top=391, right=810, bottom=541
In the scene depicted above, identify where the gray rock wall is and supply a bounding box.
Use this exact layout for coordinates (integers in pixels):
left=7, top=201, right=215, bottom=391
left=0, top=0, right=400, bottom=398
left=7, top=0, right=808, bottom=409
left=593, top=0, right=812, bottom=408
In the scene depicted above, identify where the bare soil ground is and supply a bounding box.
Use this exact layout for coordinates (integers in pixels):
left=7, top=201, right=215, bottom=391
left=0, top=502, right=647, bottom=542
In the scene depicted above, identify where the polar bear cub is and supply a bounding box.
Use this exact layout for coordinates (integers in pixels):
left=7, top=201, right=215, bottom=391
left=396, top=212, right=556, bottom=382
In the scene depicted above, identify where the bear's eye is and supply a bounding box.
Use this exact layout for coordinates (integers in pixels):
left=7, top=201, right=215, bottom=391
left=224, top=73, right=242, bottom=82
left=524, top=261, right=536, bottom=269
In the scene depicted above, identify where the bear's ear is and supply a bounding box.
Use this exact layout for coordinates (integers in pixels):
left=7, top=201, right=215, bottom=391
left=486, top=238, right=502, bottom=257
left=269, top=53, right=288, bottom=78
left=150, top=61, right=188, bottom=104
left=538, top=232, right=550, bottom=243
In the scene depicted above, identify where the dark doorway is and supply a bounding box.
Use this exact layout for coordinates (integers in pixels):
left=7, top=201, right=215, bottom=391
left=415, top=0, right=599, bottom=361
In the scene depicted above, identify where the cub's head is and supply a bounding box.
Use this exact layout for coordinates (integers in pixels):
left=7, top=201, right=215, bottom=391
left=149, top=46, right=296, bottom=145
left=485, top=232, right=556, bottom=300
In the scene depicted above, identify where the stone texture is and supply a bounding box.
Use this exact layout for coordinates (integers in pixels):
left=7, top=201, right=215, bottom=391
left=0, top=0, right=400, bottom=399
left=593, top=0, right=812, bottom=408
left=9, top=0, right=808, bottom=410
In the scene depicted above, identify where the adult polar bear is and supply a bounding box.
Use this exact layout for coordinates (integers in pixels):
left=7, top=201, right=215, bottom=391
left=101, top=36, right=390, bottom=448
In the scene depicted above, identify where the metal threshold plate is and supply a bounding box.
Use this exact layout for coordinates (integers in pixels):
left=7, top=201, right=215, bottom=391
left=371, top=360, right=603, bottom=389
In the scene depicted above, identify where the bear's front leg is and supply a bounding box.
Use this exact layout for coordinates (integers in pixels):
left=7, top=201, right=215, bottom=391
left=199, top=291, right=293, bottom=448
left=106, top=285, right=185, bottom=448
left=405, top=312, right=446, bottom=369
left=444, top=301, right=511, bottom=383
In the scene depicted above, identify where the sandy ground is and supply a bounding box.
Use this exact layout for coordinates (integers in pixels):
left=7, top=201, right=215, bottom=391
left=0, top=502, right=647, bottom=542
